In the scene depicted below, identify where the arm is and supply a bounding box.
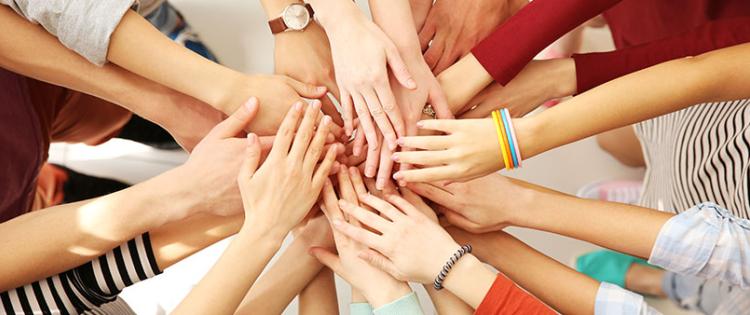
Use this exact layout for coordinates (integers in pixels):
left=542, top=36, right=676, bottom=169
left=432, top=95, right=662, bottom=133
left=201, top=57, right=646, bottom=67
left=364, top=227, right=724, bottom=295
left=298, top=268, right=339, bottom=315
left=395, top=43, right=750, bottom=182
left=0, top=6, right=219, bottom=150
left=173, top=101, right=340, bottom=314
left=236, top=215, right=337, bottom=314
left=423, top=286, right=474, bottom=315
left=449, top=228, right=656, bottom=315
left=0, top=102, right=262, bottom=291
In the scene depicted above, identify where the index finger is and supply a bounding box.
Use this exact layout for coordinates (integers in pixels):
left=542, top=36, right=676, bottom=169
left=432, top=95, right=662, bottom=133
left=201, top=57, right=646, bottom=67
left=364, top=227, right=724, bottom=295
left=269, top=101, right=304, bottom=158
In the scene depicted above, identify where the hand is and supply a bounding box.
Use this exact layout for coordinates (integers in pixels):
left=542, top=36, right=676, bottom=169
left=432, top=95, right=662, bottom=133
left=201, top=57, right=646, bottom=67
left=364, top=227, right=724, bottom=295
left=333, top=193, right=460, bottom=284
left=238, top=100, right=341, bottom=237
left=409, top=0, right=432, bottom=30
left=273, top=22, right=343, bottom=125
left=419, top=0, right=523, bottom=74
left=223, top=74, right=342, bottom=137
left=322, top=6, right=416, bottom=155
left=460, top=58, right=577, bottom=118
left=392, top=118, right=503, bottom=183
left=408, top=174, right=527, bottom=233
left=311, top=167, right=412, bottom=308
left=175, top=97, right=269, bottom=217
left=386, top=51, right=452, bottom=189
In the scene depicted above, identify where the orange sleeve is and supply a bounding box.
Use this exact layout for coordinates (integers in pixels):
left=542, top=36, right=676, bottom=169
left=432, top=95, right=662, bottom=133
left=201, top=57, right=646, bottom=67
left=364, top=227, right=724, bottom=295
left=475, top=274, right=556, bottom=315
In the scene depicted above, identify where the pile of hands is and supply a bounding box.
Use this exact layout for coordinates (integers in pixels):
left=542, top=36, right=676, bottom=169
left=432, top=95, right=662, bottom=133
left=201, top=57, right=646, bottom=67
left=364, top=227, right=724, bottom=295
left=177, top=0, right=579, bottom=305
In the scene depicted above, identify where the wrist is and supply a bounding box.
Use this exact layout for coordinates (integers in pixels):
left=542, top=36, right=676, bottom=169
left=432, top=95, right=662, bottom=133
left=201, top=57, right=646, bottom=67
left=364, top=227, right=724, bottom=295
left=260, top=0, right=299, bottom=18
left=311, top=1, right=361, bottom=30
left=362, top=281, right=412, bottom=309
left=511, top=116, right=543, bottom=160
left=441, top=254, right=495, bottom=308
left=550, top=58, right=577, bottom=98
left=237, top=224, right=286, bottom=249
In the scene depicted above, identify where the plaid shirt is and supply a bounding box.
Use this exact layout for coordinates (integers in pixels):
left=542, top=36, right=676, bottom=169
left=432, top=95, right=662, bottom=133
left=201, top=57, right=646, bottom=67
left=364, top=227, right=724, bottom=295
left=649, top=202, right=750, bottom=289
left=595, top=283, right=660, bottom=315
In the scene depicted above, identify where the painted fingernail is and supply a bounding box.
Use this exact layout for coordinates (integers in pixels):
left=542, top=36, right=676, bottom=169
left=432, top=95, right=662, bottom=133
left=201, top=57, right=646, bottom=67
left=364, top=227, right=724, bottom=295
left=294, top=102, right=303, bottom=111
left=416, top=121, right=425, bottom=128
left=247, top=133, right=257, bottom=144
left=391, top=154, right=399, bottom=162
left=393, top=172, right=404, bottom=180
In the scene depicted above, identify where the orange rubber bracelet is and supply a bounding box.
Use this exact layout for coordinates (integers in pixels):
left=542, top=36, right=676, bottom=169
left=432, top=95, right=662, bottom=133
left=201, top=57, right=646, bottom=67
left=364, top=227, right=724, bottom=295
left=492, top=110, right=510, bottom=169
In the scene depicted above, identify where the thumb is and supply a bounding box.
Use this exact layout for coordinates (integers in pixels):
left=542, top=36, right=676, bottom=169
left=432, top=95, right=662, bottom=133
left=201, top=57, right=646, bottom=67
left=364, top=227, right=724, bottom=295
left=358, top=249, right=405, bottom=281
left=239, top=133, right=262, bottom=180
left=288, top=78, right=328, bottom=99
left=207, top=97, right=259, bottom=139
left=309, top=247, right=344, bottom=274
left=385, top=46, right=416, bottom=90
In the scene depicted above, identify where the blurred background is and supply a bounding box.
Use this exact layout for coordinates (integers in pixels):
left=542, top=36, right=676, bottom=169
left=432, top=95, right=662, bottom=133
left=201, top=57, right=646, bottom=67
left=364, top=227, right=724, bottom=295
left=47, top=0, right=694, bottom=314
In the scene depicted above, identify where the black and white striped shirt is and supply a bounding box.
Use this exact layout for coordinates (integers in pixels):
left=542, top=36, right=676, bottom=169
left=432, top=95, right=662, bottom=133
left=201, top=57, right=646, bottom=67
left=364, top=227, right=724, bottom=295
left=1, top=233, right=161, bottom=315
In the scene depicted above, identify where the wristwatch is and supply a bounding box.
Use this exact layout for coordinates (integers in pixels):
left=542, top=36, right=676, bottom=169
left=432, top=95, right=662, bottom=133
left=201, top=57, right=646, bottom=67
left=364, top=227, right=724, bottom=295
left=268, top=3, right=315, bottom=34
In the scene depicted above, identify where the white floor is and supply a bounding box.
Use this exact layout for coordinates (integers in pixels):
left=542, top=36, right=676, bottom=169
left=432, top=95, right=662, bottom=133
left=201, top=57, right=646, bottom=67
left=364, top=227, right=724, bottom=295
left=49, top=1, right=697, bottom=314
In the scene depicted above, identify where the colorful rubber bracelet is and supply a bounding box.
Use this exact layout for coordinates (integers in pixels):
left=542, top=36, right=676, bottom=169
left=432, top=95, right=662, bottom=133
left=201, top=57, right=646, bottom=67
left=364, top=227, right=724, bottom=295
left=496, top=110, right=514, bottom=169
left=491, top=111, right=510, bottom=169
left=500, top=109, right=519, bottom=168
left=504, top=109, right=523, bottom=167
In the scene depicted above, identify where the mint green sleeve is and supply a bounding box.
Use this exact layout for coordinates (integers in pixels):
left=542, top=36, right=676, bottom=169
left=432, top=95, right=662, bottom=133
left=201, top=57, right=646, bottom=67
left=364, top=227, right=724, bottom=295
left=350, top=303, right=374, bottom=315
left=373, top=292, right=424, bottom=315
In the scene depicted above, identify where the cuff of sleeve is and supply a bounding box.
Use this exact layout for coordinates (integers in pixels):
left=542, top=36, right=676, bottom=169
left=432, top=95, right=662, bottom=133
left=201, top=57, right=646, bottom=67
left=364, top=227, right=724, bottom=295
left=594, top=282, right=648, bottom=315
left=648, top=202, right=722, bottom=275
left=350, top=303, right=374, bottom=315
left=373, top=292, right=423, bottom=315
left=58, top=0, right=136, bottom=66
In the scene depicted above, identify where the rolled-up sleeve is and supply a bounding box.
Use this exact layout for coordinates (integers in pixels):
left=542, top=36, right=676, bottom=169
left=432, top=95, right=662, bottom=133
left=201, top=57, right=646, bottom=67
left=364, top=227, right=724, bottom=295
left=594, top=282, right=660, bottom=315
left=1, top=0, right=136, bottom=65
left=649, top=202, right=750, bottom=289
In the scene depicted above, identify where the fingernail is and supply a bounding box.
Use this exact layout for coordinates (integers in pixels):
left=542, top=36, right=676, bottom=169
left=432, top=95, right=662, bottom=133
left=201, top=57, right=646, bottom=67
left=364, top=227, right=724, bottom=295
left=398, top=180, right=407, bottom=187
left=294, top=102, right=303, bottom=111
left=396, top=138, right=404, bottom=145
left=393, top=172, right=403, bottom=180
left=322, top=115, right=331, bottom=125
left=416, top=121, right=424, bottom=128
left=407, top=78, right=417, bottom=89
left=388, top=140, right=397, bottom=151
left=318, top=86, right=327, bottom=92
left=312, top=100, right=322, bottom=109
left=391, top=154, right=399, bottom=162
left=247, top=133, right=257, bottom=144
left=376, top=178, right=384, bottom=190
left=244, top=97, right=257, bottom=111
left=332, top=161, right=340, bottom=170
left=366, top=166, right=376, bottom=177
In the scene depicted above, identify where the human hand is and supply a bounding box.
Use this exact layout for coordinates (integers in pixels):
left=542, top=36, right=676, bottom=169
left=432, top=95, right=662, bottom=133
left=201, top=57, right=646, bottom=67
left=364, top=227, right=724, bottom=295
left=223, top=74, right=343, bottom=138
left=409, top=0, right=432, bottom=30
left=392, top=118, right=504, bottom=183
left=408, top=174, right=528, bottom=233
left=460, top=58, right=577, bottom=118
left=320, top=4, right=416, bottom=154
left=332, top=193, right=460, bottom=284
left=238, top=100, right=342, bottom=237
left=419, top=0, right=524, bottom=74
left=273, top=22, right=343, bottom=125
left=175, top=97, right=271, bottom=217
left=310, top=167, right=412, bottom=308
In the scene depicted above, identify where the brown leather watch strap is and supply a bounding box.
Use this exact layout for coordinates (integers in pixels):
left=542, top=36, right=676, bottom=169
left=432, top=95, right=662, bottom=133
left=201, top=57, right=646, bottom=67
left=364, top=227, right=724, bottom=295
left=268, top=17, right=287, bottom=34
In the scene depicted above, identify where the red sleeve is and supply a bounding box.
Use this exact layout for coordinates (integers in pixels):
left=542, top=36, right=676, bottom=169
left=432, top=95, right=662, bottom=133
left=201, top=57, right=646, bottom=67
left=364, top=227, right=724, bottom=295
left=573, top=17, right=750, bottom=93
left=475, top=274, right=556, bottom=315
left=471, top=0, right=621, bottom=86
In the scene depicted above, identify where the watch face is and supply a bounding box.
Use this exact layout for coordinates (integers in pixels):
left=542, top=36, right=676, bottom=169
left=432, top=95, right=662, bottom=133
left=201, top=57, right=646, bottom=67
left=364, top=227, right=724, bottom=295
left=283, top=4, right=310, bottom=31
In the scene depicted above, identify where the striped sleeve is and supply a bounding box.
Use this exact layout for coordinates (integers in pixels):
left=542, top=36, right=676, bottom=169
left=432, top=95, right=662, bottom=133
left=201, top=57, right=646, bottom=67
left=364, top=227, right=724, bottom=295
left=0, top=233, right=161, bottom=315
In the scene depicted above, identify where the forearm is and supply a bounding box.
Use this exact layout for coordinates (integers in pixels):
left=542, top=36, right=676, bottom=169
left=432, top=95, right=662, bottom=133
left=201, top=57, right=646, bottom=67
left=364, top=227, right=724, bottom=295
left=369, top=0, right=420, bottom=53
left=438, top=54, right=495, bottom=113
left=236, top=236, right=328, bottom=314
left=441, top=254, right=496, bottom=308
left=108, top=11, right=247, bottom=114
left=0, top=167, right=194, bottom=291
left=0, top=7, right=217, bottom=150
left=521, top=43, right=750, bottom=159
left=423, top=285, right=474, bottom=315
left=450, top=228, right=597, bottom=314
left=299, top=268, right=340, bottom=315
left=502, top=182, right=671, bottom=259
left=305, top=0, right=361, bottom=30
left=173, top=229, right=284, bottom=315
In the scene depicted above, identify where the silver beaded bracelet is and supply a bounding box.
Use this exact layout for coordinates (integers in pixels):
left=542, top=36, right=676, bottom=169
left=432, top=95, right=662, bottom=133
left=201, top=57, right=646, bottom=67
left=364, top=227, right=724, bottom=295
left=433, top=244, right=472, bottom=290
